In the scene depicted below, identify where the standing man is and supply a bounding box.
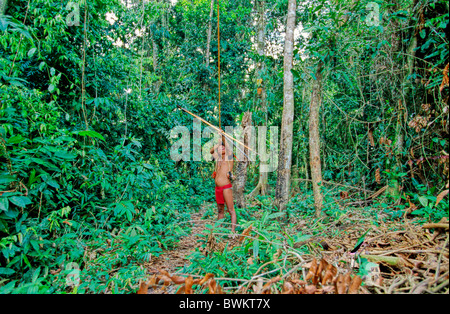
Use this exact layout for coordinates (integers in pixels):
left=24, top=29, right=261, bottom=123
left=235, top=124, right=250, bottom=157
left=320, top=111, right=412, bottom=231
left=210, top=136, right=236, bottom=233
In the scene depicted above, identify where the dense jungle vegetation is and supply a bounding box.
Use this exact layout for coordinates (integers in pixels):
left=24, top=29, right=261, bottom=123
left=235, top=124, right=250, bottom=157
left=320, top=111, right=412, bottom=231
left=0, top=0, right=448, bottom=294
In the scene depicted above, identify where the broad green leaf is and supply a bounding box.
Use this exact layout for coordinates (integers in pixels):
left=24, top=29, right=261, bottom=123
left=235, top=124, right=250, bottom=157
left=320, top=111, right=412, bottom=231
left=7, top=135, right=26, bottom=144
left=291, top=69, right=300, bottom=78
left=0, top=280, right=16, bottom=293
left=32, top=267, right=41, bottom=283
left=267, top=212, right=285, bottom=220
left=0, top=174, right=16, bottom=185
left=418, top=196, right=428, bottom=207
left=295, top=234, right=312, bottom=243
left=54, top=150, right=76, bottom=160
left=78, top=130, right=105, bottom=141
left=0, top=198, right=9, bottom=212
left=419, top=29, right=426, bottom=39
left=46, top=179, right=60, bottom=189
left=28, top=47, right=37, bottom=58
left=9, top=196, right=32, bottom=208
left=0, top=267, right=15, bottom=276
left=253, top=239, right=259, bottom=260
left=3, top=208, right=19, bottom=219
left=30, top=239, right=40, bottom=252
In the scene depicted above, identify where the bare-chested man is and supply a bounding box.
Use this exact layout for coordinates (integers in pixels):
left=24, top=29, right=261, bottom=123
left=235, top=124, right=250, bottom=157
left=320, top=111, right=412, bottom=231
left=210, top=136, right=236, bottom=233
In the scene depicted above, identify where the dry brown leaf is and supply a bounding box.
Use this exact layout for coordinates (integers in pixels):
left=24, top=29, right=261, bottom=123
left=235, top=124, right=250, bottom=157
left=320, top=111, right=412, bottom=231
left=322, top=286, right=335, bottom=294
left=171, top=275, right=187, bottom=285
left=160, top=270, right=186, bottom=285
left=239, top=225, right=253, bottom=243
left=436, top=189, right=449, bottom=207
left=282, top=281, right=294, bottom=294
left=261, top=276, right=281, bottom=294
left=185, top=276, right=194, bottom=294
left=440, top=63, right=449, bottom=92
left=322, top=264, right=337, bottom=286
left=208, top=279, right=217, bottom=294
left=199, top=273, right=214, bottom=286
left=421, top=103, right=431, bottom=112
left=347, top=276, right=362, bottom=294
left=158, top=275, right=172, bottom=286
left=368, top=128, right=375, bottom=147
left=291, top=279, right=307, bottom=286
left=340, top=191, right=349, bottom=200
left=317, top=259, right=329, bottom=284
left=344, top=273, right=352, bottom=288
left=137, top=281, right=149, bottom=294
left=375, top=168, right=381, bottom=184
left=304, top=285, right=317, bottom=294
left=176, top=284, right=186, bottom=294
left=252, top=278, right=264, bottom=294
left=148, top=274, right=157, bottom=287
left=305, top=258, right=318, bottom=283
left=334, top=274, right=347, bottom=294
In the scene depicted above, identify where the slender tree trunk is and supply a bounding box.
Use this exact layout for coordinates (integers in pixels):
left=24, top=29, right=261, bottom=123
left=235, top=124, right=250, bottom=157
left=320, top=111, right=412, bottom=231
left=234, top=112, right=252, bottom=208
left=205, top=0, right=215, bottom=66
left=309, top=62, right=324, bottom=217
left=275, top=0, right=296, bottom=212
left=388, top=0, right=418, bottom=199
left=249, top=0, right=268, bottom=199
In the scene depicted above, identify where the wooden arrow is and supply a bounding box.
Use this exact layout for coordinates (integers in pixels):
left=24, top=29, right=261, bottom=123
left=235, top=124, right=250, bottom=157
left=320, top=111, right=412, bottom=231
left=176, top=105, right=256, bottom=155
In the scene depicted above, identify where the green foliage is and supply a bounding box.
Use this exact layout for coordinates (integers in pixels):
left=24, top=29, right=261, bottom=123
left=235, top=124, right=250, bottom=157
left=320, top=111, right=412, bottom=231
left=407, top=181, right=449, bottom=222
left=0, top=82, right=196, bottom=293
left=0, top=0, right=448, bottom=294
left=184, top=201, right=308, bottom=291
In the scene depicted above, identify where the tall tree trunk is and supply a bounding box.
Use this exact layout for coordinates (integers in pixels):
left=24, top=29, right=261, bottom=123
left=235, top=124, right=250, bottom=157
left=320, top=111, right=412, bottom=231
left=249, top=0, right=268, bottom=199
left=275, top=0, right=296, bottom=212
left=234, top=112, right=252, bottom=208
left=309, top=62, right=324, bottom=217
left=388, top=0, right=418, bottom=199
left=205, top=0, right=215, bottom=66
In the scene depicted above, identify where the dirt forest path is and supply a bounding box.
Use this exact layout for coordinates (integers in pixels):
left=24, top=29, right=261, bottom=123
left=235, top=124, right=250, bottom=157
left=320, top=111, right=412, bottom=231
left=144, top=204, right=211, bottom=280
left=140, top=202, right=242, bottom=294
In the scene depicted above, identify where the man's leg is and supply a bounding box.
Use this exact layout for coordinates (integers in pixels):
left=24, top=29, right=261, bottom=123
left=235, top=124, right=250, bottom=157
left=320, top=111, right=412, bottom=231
left=217, top=203, right=225, bottom=220
left=223, top=188, right=236, bottom=232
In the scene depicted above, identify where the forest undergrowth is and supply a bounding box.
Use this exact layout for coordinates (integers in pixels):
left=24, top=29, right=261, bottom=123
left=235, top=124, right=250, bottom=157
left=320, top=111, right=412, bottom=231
left=139, top=189, right=449, bottom=295
left=1, top=0, right=449, bottom=295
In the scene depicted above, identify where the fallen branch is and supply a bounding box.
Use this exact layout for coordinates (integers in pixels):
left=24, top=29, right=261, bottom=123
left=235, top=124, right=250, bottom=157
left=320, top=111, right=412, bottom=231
left=359, top=254, right=405, bottom=266
left=422, top=223, right=449, bottom=230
